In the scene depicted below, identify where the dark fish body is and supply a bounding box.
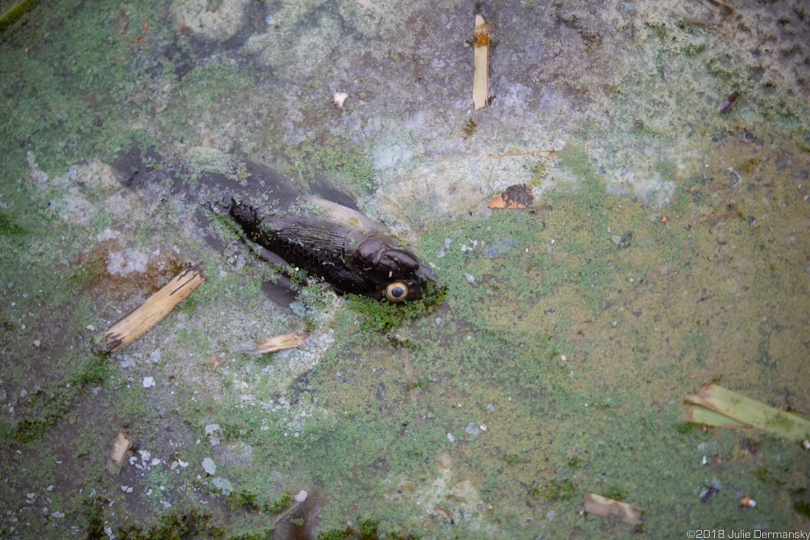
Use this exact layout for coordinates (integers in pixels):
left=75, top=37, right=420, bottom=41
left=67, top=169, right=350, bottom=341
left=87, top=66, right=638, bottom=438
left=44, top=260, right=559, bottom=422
left=226, top=167, right=439, bottom=301
left=112, top=148, right=440, bottom=304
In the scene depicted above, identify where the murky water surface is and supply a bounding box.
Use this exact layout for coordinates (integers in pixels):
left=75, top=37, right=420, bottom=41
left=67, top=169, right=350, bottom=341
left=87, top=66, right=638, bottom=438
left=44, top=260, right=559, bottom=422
left=0, top=0, right=808, bottom=538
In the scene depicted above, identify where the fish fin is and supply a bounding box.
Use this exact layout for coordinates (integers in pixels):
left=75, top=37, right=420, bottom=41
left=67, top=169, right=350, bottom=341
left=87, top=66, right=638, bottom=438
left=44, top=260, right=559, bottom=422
left=240, top=160, right=300, bottom=208
left=306, top=175, right=363, bottom=212
left=261, top=275, right=303, bottom=308
left=110, top=143, right=163, bottom=188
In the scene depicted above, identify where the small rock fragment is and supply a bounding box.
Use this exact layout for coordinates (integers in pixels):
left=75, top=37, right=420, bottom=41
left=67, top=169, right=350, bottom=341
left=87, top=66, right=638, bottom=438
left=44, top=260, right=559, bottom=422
left=202, top=458, right=216, bottom=475
left=295, top=490, right=308, bottom=503
left=488, top=184, right=534, bottom=209
left=699, top=479, right=722, bottom=503
left=333, top=92, right=348, bottom=107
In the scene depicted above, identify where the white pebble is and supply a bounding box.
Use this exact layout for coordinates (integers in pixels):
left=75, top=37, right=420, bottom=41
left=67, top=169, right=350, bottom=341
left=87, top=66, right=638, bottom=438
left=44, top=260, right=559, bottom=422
left=333, top=92, right=348, bottom=107
left=202, top=458, right=216, bottom=475
left=295, top=490, right=308, bottom=503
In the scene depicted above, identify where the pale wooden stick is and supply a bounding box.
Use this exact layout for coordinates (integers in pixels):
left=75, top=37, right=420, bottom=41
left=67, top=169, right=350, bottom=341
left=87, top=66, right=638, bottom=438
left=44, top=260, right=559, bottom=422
left=472, top=13, right=490, bottom=110
left=97, top=268, right=204, bottom=354
left=106, top=431, right=132, bottom=470
left=584, top=492, right=642, bottom=525
left=252, top=331, right=309, bottom=355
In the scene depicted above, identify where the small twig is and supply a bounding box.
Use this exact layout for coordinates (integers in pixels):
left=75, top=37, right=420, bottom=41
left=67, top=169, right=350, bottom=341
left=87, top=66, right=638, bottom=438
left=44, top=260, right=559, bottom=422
left=472, top=13, right=490, bottom=110
left=681, top=17, right=719, bottom=28
left=252, top=331, right=309, bottom=355
left=272, top=501, right=301, bottom=525
left=488, top=148, right=555, bottom=159
left=204, top=354, right=227, bottom=371
left=696, top=205, right=741, bottom=223
left=705, top=0, right=734, bottom=10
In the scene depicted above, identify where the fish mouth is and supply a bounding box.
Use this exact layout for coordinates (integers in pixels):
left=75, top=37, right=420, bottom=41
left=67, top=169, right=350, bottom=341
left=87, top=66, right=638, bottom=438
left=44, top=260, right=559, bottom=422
left=408, top=263, right=442, bottom=301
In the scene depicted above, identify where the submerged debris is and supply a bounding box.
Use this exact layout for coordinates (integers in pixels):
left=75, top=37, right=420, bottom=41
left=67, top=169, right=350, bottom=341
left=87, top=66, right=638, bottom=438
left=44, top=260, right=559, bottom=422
left=699, top=479, right=722, bottom=503
left=434, top=507, right=454, bottom=523
left=488, top=184, right=535, bottom=209
left=717, top=90, right=741, bottom=113
left=204, top=354, right=227, bottom=371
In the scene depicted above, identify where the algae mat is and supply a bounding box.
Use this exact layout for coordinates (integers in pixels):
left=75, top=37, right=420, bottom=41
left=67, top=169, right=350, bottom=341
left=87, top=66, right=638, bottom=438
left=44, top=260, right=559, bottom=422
left=0, top=0, right=808, bottom=538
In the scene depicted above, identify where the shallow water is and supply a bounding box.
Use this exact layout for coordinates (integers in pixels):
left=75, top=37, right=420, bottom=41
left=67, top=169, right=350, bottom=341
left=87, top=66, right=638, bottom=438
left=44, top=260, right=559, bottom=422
left=0, top=0, right=808, bottom=538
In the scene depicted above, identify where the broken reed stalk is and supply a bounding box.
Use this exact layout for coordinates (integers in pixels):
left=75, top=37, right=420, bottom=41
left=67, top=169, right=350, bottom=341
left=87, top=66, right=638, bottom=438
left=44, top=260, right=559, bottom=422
left=204, top=331, right=309, bottom=370
left=685, top=404, right=751, bottom=429
left=685, top=384, right=810, bottom=442
left=0, top=0, right=37, bottom=34
left=97, top=268, right=204, bottom=354
left=472, top=13, right=490, bottom=110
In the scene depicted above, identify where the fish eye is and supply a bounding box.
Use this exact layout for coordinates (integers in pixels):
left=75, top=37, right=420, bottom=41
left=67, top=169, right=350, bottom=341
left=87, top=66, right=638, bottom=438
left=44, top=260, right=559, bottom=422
left=385, top=282, right=408, bottom=303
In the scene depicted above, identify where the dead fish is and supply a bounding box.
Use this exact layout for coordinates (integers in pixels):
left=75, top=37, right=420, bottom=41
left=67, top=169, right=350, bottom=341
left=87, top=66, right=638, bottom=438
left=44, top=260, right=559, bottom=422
left=112, top=148, right=440, bottom=307
left=221, top=161, right=441, bottom=305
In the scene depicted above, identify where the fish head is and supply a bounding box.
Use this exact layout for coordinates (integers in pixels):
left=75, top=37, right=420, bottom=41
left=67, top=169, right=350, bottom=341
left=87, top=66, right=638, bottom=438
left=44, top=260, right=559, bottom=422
left=351, top=235, right=441, bottom=303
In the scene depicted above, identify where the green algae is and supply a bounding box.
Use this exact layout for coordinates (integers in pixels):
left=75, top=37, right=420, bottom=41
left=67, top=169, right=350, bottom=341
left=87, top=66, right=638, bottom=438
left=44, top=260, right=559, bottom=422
left=0, top=1, right=807, bottom=537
